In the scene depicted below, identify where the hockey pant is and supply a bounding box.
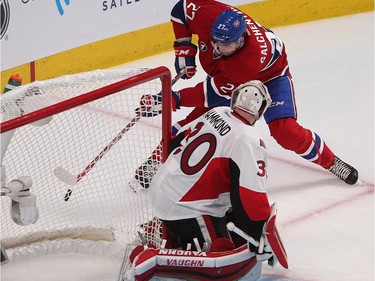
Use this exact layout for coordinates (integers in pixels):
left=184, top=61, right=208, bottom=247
left=264, top=75, right=335, bottom=169
left=162, top=215, right=236, bottom=252
left=268, top=118, right=335, bottom=169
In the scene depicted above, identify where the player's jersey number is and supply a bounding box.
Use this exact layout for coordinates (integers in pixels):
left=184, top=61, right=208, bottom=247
left=181, top=133, right=217, bottom=175
left=173, top=122, right=217, bottom=175
left=174, top=121, right=267, bottom=178
left=186, top=2, right=200, bottom=21
left=257, top=160, right=266, bottom=177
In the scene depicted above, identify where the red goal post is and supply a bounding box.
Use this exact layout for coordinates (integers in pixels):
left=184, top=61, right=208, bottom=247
left=1, top=66, right=172, bottom=261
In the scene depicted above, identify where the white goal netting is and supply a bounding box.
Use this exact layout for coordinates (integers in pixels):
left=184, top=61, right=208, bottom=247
left=0, top=67, right=171, bottom=264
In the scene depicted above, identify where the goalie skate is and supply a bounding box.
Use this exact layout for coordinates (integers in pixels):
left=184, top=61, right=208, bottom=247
left=329, top=156, right=358, bottom=185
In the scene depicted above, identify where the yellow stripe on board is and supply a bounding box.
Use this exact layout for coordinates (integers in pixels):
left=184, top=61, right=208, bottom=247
left=239, top=0, right=374, bottom=28
left=1, top=0, right=373, bottom=91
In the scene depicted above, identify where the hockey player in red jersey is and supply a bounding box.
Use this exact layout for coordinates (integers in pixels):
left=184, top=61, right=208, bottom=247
left=133, top=0, right=359, bottom=188
left=126, top=81, right=288, bottom=281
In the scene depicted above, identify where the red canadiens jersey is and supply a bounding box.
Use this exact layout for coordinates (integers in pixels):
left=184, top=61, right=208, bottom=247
left=171, top=0, right=289, bottom=108
left=151, top=107, right=270, bottom=223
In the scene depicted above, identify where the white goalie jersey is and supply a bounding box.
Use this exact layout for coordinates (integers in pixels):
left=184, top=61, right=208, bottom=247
left=151, top=106, right=269, bottom=222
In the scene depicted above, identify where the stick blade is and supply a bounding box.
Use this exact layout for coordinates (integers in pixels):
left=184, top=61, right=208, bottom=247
left=54, top=166, right=77, bottom=185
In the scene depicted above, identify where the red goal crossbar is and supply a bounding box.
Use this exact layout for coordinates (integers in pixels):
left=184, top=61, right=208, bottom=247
left=1, top=66, right=173, bottom=162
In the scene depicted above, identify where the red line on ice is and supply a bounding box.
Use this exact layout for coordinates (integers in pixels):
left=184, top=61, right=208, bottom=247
left=282, top=187, right=373, bottom=227
left=268, top=155, right=374, bottom=227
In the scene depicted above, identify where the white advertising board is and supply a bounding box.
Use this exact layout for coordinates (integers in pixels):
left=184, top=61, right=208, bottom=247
left=0, top=0, right=262, bottom=71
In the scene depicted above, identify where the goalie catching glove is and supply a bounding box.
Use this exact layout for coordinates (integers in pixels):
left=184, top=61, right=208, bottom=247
left=137, top=91, right=181, bottom=117
left=173, top=41, right=197, bottom=79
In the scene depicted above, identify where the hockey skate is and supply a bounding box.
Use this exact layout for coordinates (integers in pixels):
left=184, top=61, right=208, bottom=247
left=128, top=158, right=161, bottom=191
left=329, top=156, right=358, bottom=185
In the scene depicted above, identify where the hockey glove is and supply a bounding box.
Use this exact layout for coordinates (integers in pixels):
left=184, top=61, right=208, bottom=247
left=137, top=93, right=162, bottom=117
left=137, top=91, right=181, bottom=117
left=173, top=41, right=197, bottom=79
left=255, top=237, right=275, bottom=264
left=247, top=237, right=274, bottom=266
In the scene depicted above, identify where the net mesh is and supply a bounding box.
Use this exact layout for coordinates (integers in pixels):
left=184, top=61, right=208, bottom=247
left=1, top=67, right=166, bottom=251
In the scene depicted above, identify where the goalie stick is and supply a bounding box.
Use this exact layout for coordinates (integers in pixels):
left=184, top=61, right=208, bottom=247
left=227, top=203, right=289, bottom=269
left=55, top=70, right=185, bottom=201
left=226, top=222, right=260, bottom=247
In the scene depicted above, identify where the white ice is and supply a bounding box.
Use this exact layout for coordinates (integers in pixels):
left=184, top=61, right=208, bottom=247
left=2, top=12, right=374, bottom=281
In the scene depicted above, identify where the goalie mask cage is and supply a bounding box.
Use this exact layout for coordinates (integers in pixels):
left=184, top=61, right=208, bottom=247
left=0, top=67, right=172, bottom=265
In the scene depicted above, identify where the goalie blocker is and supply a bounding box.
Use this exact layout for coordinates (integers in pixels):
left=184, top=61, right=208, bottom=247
left=125, top=203, right=287, bottom=280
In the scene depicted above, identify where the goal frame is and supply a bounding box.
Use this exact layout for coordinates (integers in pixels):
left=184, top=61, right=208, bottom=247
left=1, top=66, right=174, bottom=251
left=1, top=66, right=173, bottom=163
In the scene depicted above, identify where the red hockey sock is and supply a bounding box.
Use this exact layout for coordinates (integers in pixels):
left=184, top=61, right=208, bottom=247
left=268, top=118, right=334, bottom=169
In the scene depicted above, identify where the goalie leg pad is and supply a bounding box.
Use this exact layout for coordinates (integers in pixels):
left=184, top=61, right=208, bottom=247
left=264, top=203, right=288, bottom=269
left=129, top=244, right=261, bottom=281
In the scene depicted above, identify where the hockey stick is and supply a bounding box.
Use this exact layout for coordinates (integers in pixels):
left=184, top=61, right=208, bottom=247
left=226, top=222, right=260, bottom=247
left=55, top=71, right=185, bottom=201
left=55, top=113, right=142, bottom=201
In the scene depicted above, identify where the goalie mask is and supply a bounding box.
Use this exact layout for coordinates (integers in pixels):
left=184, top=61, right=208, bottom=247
left=231, top=80, right=272, bottom=120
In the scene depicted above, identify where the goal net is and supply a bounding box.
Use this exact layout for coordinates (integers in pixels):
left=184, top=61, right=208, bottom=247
left=0, top=67, right=172, bottom=265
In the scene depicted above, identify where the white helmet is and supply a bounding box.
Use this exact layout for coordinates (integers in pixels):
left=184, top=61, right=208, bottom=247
left=231, top=80, right=272, bottom=120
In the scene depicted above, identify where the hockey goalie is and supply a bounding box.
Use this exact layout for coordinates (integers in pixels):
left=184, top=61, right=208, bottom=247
left=125, top=203, right=287, bottom=281
left=123, top=81, right=288, bottom=280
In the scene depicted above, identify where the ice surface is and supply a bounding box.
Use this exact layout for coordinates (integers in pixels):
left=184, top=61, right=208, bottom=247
left=1, top=12, right=374, bottom=281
